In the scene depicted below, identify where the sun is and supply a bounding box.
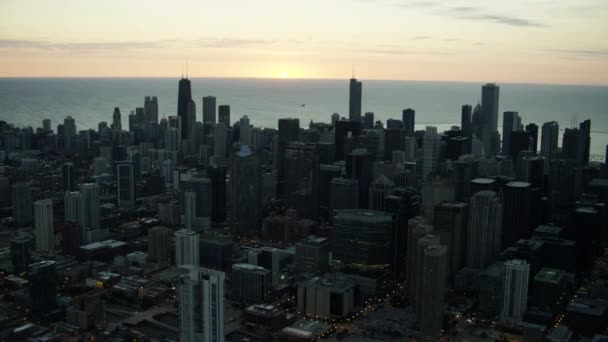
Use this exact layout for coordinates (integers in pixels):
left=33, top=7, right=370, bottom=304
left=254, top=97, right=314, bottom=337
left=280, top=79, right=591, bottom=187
left=278, top=71, right=288, bottom=78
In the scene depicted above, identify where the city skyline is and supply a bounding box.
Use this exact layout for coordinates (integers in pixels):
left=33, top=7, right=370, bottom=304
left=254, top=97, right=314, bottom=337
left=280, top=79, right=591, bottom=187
left=1, top=0, right=607, bottom=85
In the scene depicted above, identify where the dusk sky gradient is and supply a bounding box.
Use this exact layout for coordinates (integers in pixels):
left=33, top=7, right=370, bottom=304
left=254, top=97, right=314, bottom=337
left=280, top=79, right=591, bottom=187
left=1, top=0, right=607, bottom=85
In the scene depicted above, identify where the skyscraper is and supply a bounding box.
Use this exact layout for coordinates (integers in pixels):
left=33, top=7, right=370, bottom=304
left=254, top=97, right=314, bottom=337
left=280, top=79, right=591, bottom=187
left=63, top=115, right=76, bottom=155
left=177, top=77, right=192, bottom=139
left=184, top=191, right=196, bottom=230
left=296, top=237, right=330, bottom=275
left=481, top=84, right=499, bottom=154
left=422, top=126, right=440, bottom=181
left=231, top=145, right=262, bottom=235
left=11, top=233, right=32, bottom=274
left=277, top=118, right=300, bottom=198
left=402, top=108, right=415, bottom=136
left=182, top=177, right=212, bottom=225
left=329, top=177, right=359, bottom=212
left=406, top=217, right=433, bottom=297
left=175, top=229, right=200, bottom=267
left=461, top=105, right=472, bottom=138
left=62, top=162, right=76, bottom=192
left=434, top=201, right=469, bottom=283
left=501, top=259, right=530, bottom=323
left=203, top=96, right=217, bottom=124
left=34, top=199, right=54, bottom=252
left=148, top=226, right=171, bottom=265
left=112, top=107, right=122, bottom=131
left=213, top=123, right=228, bottom=161
left=64, top=190, right=82, bottom=222
left=502, top=111, right=519, bottom=156
left=419, top=244, right=448, bottom=337
left=345, top=148, right=373, bottom=208
left=348, top=78, right=362, bottom=122
left=501, top=181, right=536, bottom=247
left=116, top=161, right=136, bottom=208
left=29, top=260, right=57, bottom=314
left=144, top=96, right=159, bottom=123
left=466, top=191, right=502, bottom=269
left=541, top=121, right=559, bottom=170
left=209, top=165, right=227, bottom=223
left=239, top=115, right=251, bottom=145
left=12, top=181, right=32, bottom=226
left=525, top=123, right=538, bottom=153
left=178, top=265, right=225, bottom=342
left=363, top=112, right=374, bottom=129
left=80, top=182, right=100, bottom=230
left=218, top=105, right=230, bottom=126
left=232, top=263, right=271, bottom=303
left=332, top=210, right=393, bottom=270
left=368, top=175, right=395, bottom=211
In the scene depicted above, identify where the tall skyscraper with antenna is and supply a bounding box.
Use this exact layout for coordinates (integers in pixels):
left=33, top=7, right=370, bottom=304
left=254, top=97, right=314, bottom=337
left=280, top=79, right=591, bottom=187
left=177, top=75, right=192, bottom=139
left=349, top=70, right=362, bottom=123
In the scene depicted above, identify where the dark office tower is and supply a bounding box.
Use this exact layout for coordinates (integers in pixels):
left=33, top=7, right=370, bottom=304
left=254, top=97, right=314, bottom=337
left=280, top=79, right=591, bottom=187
left=346, top=148, right=373, bottom=209
left=277, top=118, right=300, bottom=198
left=314, top=142, right=335, bottom=165
left=478, top=262, right=504, bottom=317
left=502, top=182, right=535, bottom=247
left=481, top=84, right=499, bottom=154
left=112, top=107, right=122, bottom=131
left=466, top=191, right=502, bottom=270
left=406, top=218, right=433, bottom=297
left=182, top=177, right=212, bottom=224
left=453, top=158, right=479, bottom=201
left=144, top=96, right=158, bottom=123
left=62, top=162, right=76, bottom=192
left=562, top=128, right=580, bottom=161
left=541, top=121, right=559, bottom=163
left=329, top=178, right=359, bottom=212
left=63, top=115, right=76, bottom=155
left=177, top=77, right=192, bottom=138
left=348, top=78, right=362, bottom=122
left=369, top=176, right=395, bottom=211
left=402, top=108, right=415, bottom=136
left=12, top=181, right=32, bottom=226
left=62, top=221, right=83, bottom=256
left=384, top=128, right=405, bottom=161
left=362, top=112, right=374, bottom=129
left=231, top=145, right=262, bottom=235
left=334, top=119, right=361, bottom=162
left=502, top=111, right=519, bottom=156
left=419, top=244, right=448, bottom=337
left=332, top=210, right=393, bottom=270
left=148, top=226, right=171, bottom=265
left=510, top=130, right=531, bottom=162
left=386, top=118, right=403, bottom=129
left=218, top=105, right=230, bottom=126
left=461, top=105, right=472, bottom=138
left=28, top=260, right=57, bottom=314
left=135, top=107, right=145, bottom=124
left=209, top=165, right=227, bottom=223
left=315, top=165, right=341, bottom=214
left=523, top=156, right=545, bottom=192
left=202, top=96, right=216, bottom=124
left=296, top=237, right=330, bottom=274
left=434, top=201, right=469, bottom=284
left=578, top=119, right=591, bottom=166
left=525, top=123, right=538, bottom=153
left=116, top=161, right=135, bottom=208
left=42, top=118, right=52, bottom=132
left=11, top=233, right=32, bottom=274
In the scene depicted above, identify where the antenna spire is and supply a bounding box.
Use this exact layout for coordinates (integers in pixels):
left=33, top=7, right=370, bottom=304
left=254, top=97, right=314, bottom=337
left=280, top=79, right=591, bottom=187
left=186, top=60, right=189, bottom=78
left=352, top=64, right=355, bottom=78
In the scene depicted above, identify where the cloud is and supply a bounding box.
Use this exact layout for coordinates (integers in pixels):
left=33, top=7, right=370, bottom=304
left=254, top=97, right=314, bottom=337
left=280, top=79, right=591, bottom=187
left=196, top=38, right=276, bottom=48
left=545, top=48, right=608, bottom=58
left=359, top=48, right=451, bottom=56
left=0, top=38, right=160, bottom=50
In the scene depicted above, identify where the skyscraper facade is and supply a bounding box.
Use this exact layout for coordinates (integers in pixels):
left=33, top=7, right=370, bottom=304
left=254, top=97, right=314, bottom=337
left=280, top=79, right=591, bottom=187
left=148, top=226, right=171, bottom=265
left=419, top=244, right=448, bottom=337
left=178, top=265, right=225, bottom=342
left=203, top=96, right=217, bottom=124
left=29, top=260, right=57, bottom=314
left=434, top=201, right=469, bottom=283
left=481, top=84, right=499, bottom=155
left=466, top=191, right=502, bottom=269
left=230, top=145, right=262, bottom=235
left=402, top=108, right=415, bottom=137
left=501, top=259, right=530, bottom=323
left=34, top=199, right=54, bottom=252
left=175, top=229, right=200, bottom=267
left=177, top=77, right=192, bottom=139
left=277, top=118, right=300, bottom=198
left=502, top=111, right=519, bottom=156
left=12, top=181, right=32, bottom=226
left=116, top=161, right=136, bottom=208
left=348, top=78, right=362, bottom=122
left=218, top=105, right=230, bottom=126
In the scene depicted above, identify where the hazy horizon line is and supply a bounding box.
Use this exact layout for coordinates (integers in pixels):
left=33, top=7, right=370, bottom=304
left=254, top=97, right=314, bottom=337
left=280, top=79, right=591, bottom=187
left=1, top=75, right=606, bottom=88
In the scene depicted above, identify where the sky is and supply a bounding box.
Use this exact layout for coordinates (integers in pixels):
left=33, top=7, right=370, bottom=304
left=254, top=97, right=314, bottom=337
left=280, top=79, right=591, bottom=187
left=0, top=0, right=607, bottom=85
